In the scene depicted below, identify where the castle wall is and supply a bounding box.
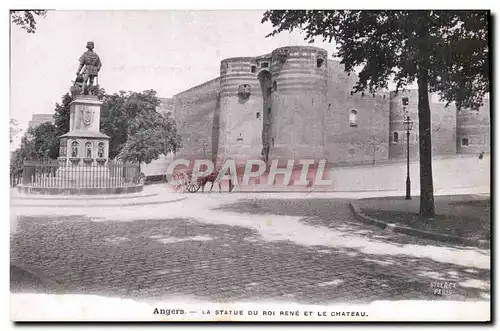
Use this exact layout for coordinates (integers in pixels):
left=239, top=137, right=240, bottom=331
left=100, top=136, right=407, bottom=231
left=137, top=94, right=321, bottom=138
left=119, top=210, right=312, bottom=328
left=389, top=90, right=457, bottom=160
left=456, top=98, right=490, bottom=154
left=167, top=45, right=489, bottom=173
left=269, top=46, right=328, bottom=163
left=325, top=60, right=390, bottom=164
left=172, top=77, right=220, bottom=161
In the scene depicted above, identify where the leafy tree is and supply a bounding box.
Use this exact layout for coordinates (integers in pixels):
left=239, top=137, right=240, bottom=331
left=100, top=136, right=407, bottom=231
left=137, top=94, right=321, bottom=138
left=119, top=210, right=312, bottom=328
left=10, top=10, right=47, bottom=33
left=10, top=122, right=58, bottom=171
left=53, top=93, right=74, bottom=137
left=100, top=90, right=160, bottom=158
left=262, top=10, right=489, bottom=217
left=117, top=111, right=182, bottom=173
left=11, top=138, right=35, bottom=171
left=28, top=122, right=60, bottom=159
left=10, top=118, right=21, bottom=144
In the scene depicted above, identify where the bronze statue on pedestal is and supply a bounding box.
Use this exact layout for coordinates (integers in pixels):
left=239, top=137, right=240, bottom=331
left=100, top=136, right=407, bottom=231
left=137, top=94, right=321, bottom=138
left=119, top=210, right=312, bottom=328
left=74, top=41, right=102, bottom=95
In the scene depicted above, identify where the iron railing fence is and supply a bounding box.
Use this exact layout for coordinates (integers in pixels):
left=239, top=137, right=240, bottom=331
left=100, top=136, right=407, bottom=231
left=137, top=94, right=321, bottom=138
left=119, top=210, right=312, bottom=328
left=10, top=168, right=23, bottom=188
left=20, top=160, right=141, bottom=188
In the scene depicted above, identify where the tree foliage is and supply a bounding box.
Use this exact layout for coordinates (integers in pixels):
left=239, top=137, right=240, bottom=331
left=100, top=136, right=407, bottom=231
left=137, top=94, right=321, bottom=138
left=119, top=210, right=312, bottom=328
left=28, top=122, right=60, bottom=159
left=262, top=10, right=489, bottom=108
left=100, top=89, right=160, bottom=159
left=10, top=118, right=21, bottom=144
left=11, top=122, right=59, bottom=171
left=53, top=93, right=74, bottom=137
left=10, top=10, right=47, bottom=33
left=117, top=111, right=182, bottom=170
left=262, top=10, right=489, bottom=217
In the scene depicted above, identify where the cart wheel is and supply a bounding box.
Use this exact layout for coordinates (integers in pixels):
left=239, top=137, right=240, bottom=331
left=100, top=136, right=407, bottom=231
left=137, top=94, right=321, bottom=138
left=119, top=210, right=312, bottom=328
left=186, top=183, right=200, bottom=193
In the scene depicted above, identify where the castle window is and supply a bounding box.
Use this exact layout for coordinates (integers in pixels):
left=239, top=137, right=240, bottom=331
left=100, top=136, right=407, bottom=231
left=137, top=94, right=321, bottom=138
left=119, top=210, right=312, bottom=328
left=349, top=110, right=358, bottom=127
left=272, top=138, right=275, bottom=146
left=393, top=132, right=399, bottom=143
left=461, top=138, right=469, bottom=146
left=251, top=65, right=256, bottom=73
left=268, top=108, right=271, bottom=115
left=261, top=62, right=269, bottom=68
left=317, top=58, right=324, bottom=68
left=272, top=81, right=277, bottom=91
left=256, top=112, right=260, bottom=119
left=267, top=87, right=272, bottom=96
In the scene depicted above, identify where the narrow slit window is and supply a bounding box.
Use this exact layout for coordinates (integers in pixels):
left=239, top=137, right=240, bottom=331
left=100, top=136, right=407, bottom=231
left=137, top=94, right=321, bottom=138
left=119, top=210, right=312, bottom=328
left=251, top=65, right=256, bottom=73
left=256, top=112, right=260, bottom=119
left=268, top=108, right=271, bottom=115
left=349, top=109, right=358, bottom=127
left=272, top=81, right=277, bottom=91
left=393, top=132, right=399, bottom=143
left=317, top=58, right=324, bottom=68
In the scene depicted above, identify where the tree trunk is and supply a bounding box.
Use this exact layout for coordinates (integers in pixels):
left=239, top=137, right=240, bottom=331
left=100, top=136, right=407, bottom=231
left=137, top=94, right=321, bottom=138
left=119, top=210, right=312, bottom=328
left=417, top=67, right=435, bottom=218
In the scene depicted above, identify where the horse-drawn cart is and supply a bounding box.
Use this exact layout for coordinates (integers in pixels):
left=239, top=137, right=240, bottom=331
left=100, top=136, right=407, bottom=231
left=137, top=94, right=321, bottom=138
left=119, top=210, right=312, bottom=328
left=171, top=169, right=201, bottom=193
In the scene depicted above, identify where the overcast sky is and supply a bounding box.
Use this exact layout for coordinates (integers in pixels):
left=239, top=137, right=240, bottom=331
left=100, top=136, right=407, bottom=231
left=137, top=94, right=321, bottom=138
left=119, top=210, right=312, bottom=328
left=10, top=10, right=340, bottom=133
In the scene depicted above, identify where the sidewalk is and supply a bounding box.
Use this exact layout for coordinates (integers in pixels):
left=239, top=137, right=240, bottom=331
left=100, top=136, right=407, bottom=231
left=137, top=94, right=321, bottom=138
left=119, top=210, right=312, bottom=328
left=10, top=185, right=187, bottom=208
left=352, top=194, right=491, bottom=247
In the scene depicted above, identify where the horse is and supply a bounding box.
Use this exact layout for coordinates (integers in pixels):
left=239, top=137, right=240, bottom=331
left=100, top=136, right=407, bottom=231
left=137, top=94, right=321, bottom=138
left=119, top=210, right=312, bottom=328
left=197, top=170, right=234, bottom=193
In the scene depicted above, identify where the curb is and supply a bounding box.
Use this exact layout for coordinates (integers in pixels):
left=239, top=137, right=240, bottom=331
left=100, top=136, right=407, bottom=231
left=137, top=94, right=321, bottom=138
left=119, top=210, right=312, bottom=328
left=11, top=197, right=188, bottom=208
left=11, top=192, right=159, bottom=201
left=16, top=184, right=144, bottom=196
left=349, top=202, right=490, bottom=249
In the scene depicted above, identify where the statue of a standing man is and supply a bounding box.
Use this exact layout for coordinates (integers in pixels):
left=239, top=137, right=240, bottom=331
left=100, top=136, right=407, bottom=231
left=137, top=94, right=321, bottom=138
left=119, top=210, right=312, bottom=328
left=76, top=41, right=102, bottom=95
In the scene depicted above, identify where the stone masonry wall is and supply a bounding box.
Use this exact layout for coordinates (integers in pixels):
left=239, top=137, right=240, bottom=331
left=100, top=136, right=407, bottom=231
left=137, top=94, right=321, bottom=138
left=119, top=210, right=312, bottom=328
left=456, top=98, right=490, bottom=154
left=325, top=60, right=390, bottom=164
left=389, top=90, right=457, bottom=160
left=168, top=45, right=490, bottom=173
left=172, top=77, right=221, bottom=162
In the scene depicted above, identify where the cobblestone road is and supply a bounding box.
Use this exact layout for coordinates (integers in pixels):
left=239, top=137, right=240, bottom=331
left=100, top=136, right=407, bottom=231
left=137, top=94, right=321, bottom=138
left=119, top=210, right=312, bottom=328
left=10, top=193, right=491, bottom=305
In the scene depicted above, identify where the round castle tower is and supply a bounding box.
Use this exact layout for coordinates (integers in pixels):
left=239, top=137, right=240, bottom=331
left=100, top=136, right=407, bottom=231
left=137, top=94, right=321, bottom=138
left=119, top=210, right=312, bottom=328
left=268, top=46, right=328, bottom=164
left=217, top=57, right=265, bottom=167
left=217, top=46, right=330, bottom=168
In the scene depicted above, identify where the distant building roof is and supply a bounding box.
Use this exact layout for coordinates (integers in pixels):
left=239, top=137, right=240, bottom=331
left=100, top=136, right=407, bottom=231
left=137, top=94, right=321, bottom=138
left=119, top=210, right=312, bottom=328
left=28, top=113, right=54, bottom=129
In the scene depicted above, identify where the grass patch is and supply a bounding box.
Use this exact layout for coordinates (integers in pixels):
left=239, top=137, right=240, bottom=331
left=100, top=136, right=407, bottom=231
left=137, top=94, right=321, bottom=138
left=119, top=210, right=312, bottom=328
left=362, top=209, right=490, bottom=241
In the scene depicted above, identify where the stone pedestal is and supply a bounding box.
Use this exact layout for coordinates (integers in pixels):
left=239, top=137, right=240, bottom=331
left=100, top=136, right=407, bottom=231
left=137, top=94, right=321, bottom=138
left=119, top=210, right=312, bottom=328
left=58, top=95, right=110, bottom=167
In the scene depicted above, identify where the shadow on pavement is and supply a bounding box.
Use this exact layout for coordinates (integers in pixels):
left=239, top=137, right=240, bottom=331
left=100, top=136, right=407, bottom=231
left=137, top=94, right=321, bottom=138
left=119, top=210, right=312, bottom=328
left=11, top=207, right=490, bottom=305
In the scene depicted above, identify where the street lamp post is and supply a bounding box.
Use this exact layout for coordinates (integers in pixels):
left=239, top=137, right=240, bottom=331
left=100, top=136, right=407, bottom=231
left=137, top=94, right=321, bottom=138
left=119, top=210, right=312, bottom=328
left=402, top=96, right=413, bottom=200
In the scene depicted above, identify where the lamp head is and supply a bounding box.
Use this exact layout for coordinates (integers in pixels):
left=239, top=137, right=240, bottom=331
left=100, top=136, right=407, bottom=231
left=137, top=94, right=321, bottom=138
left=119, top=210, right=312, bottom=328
left=402, top=96, right=409, bottom=106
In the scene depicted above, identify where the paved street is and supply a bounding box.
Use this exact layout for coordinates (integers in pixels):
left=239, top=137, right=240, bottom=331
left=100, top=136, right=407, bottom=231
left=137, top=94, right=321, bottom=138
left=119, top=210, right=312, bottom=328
left=10, top=192, right=490, bottom=305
